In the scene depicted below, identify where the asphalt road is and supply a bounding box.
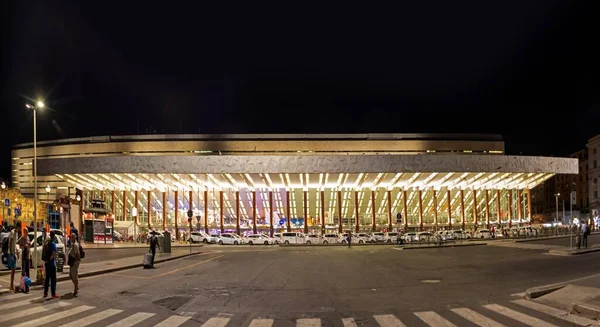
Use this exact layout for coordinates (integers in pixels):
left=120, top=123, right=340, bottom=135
left=35, top=243, right=600, bottom=326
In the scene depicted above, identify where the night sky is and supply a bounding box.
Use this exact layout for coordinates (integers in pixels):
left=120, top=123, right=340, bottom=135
left=1, top=1, right=596, bottom=183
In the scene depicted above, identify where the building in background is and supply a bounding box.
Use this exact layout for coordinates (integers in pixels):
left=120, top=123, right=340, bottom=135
left=10, top=133, right=576, bottom=239
left=588, top=134, right=600, bottom=218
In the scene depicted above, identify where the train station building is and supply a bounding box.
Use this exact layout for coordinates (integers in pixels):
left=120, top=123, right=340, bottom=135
left=11, top=134, right=578, bottom=238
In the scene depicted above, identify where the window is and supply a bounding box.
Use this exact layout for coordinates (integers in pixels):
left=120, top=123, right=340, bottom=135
left=595, top=160, right=598, bottom=169
left=595, top=190, right=598, bottom=199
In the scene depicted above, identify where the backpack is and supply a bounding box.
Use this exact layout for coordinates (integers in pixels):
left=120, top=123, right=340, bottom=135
left=41, top=241, right=52, bottom=262
left=79, top=243, right=85, bottom=259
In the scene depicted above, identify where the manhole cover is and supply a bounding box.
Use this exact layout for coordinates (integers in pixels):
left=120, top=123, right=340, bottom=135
left=421, top=279, right=441, bottom=284
left=153, top=296, right=192, bottom=311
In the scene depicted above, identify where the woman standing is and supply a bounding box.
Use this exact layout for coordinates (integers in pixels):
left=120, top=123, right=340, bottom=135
left=67, top=233, right=80, bottom=296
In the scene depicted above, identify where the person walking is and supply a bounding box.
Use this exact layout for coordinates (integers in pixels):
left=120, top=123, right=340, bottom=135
left=7, top=223, right=18, bottom=291
left=67, top=233, right=80, bottom=296
left=149, top=231, right=160, bottom=268
left=42, top=231, right=59, bottom=299
left=582, top=221, right=590, bottom=249
left=346, top=231, right=352, bottom=248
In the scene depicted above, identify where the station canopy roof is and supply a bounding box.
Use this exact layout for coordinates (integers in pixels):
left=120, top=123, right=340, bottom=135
left=38, top=154, right=577, bottom=191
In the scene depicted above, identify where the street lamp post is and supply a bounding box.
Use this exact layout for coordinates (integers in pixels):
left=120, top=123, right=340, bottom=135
left=45, top=185, right=51, bottom=230
left=554, top=193, right=560, bottom=236
left=1, top=182, right=6, bottom=227
left=131, top=207, right=138, bottom=244
left=26, top=101, right=44, bottom=280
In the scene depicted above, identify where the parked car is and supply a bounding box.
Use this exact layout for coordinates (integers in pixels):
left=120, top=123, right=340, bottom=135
left=189, top=231, right=211, bottom=243
left=217, top=233, right=242, bottom=245
left=280, top=232, right=306, bottom=244
left=384, top=232, right=401, bottom=243
left=245, top=234, right=272, bottom=245
left=322, top=233, right=339, bottom=244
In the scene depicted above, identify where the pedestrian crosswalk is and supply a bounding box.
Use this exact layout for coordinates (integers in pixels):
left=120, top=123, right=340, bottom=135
left=0, top=292, right=598, bottom=326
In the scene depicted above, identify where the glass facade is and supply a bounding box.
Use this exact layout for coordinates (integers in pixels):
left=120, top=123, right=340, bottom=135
left=79, top=186, right=533, bottom=239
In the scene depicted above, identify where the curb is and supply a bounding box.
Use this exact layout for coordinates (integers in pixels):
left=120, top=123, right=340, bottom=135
left=396, top=242, right=487, bottom=250
left=548, top=247, right=600, bottom=256
left=525, top=284, right=566, bottom=299
left=278, top=243, right=397, bottom=247
left=30, top=251, right=203, bottom=286
left=514, top=232, right=600, bottom=243
left=572, top=302, right=600, bottom=319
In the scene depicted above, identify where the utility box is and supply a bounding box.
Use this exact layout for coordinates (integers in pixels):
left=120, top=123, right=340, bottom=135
left=162, top=231, right=172, bottom=253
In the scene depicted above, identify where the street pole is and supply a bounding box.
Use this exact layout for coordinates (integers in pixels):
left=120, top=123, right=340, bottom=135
left=570, top=194, right=573, bottom=251
left=555, top=193, right=559, bottom=236
left=33, top=107, right=39, bottom=276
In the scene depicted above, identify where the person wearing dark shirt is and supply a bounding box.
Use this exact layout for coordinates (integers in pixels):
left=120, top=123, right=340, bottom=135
left=43, top=231, right=59, bottom=299
left=149, top=232, right=160, bottom=268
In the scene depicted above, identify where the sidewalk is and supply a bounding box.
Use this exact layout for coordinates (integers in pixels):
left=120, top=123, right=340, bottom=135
left=525, top=273, right=600, bottom=320
left=0, top=247, right=203, bottom=294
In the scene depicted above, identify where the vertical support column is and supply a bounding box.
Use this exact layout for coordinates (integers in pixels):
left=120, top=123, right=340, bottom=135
left=162, top=191, right=166, bottom=231
left=235, top=191, right=240, bottom=235
left=286, top=190, right=291, bottom=232
left=508, top=190, right=512, bottom=228
left=371, top=190, right=376, bottom=231
left=174, top=190, right=178, bottom=240
left=204, top=190, right=208, bottom=234
left=387, top=190, right=392, bottom=231
left=517, top=189, right=523, bottom=224
left=432, top=190, right=438, bottom=230
left=219, top=191, right=224, bottom=233
left=460, top=190, right=465, bottom=230
left=527, top=188, right=532, bottom=221
left=496, top=190, right=501, bottom=226
left=252, top=190, right=257, bottom=234
left=447, top=190, right=452, bottom=230
left=111, top=191, right=116, bottom=215
left=122, top=191, right=127, bottom=224
left=418, top=190, right=423, bottom=231
left=473, top=190, right=478, bottom=229
left=337, top=190, right=343, bottom=233
left=134, top=190, right=139, bottom=230
left=320, top=190, right=325, bottom=234
left=354, top=190, right=360, bottom=233
left=303, top=190, right=308, bottom=234
left=485, top=190, right=490, bottom=229
left=269, top=191, right=274, bottom=236
left=147, top=190, right=151, bottom=229
left=402, top=190, right=408, bottom=232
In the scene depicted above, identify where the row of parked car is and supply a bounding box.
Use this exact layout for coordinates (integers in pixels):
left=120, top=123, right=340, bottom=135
left=188, top=228, right=481, bottom=245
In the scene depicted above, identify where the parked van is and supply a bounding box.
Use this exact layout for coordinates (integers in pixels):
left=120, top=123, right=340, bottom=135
left=281, top=232, right=306, bottom=244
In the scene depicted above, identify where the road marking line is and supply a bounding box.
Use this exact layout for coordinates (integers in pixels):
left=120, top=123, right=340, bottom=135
left=11, top=305, right=94, bottom=327
left=296, top=318, right=321, bottom=326
left=248, top=318, right=274, bottom=327
left=0, top=298, right=39, bottom=310
left=512, top=299, right=598, bottom=326
left=0, top=301, right=69, bottom=323
left=451, top=307, right=506, bottom=327
left=59, top=308, right=123, bottom=327
left=341, top=317, right=358, bottom=327
left=484, top=303, right=559, bottom=327
left=0, top=292, right=31, bottom=301
left=201, top=317, right=231, bottom=327
left=373, top=314, right=406, bottom=327
left=148, top=255, right=224, bottom=279
left=415, top=311, right=457, bottom=327
left=154, top=315, right=192, bottom=327
left=106, top=312, right=155, bottom=327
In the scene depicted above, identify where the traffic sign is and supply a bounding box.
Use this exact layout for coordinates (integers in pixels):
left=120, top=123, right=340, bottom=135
left=187, top=210, right=193, bottom=218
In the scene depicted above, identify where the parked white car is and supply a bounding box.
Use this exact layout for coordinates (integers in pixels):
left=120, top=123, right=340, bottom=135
left=273, top=233, right=282, bottom=244
left=189, top=231, right=211, bottom=243
left=384, top=232, right=401, bottom=243
left=475, top=229, right=492, bottom=239
left=217, top=233, right=243, bottom=245
left=355, top=233, right=376, bottom=243
left=322, top=233, right=339, bottom=244
left=371, top=232, right=385, bottom=242
left=280, top=232, right=306, bottom=244
left=305, top=234, right=321, bottom=244
left=245, top=234, right=272, bottom=245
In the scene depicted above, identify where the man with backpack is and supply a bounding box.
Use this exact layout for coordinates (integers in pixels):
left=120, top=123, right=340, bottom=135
left=42, top=231, right=59, bottom=299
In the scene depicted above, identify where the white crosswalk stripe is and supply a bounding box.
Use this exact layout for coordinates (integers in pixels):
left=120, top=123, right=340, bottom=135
left=415, top=311, right=457, bottom=327
left=341, top=317, right=358, bottom=327
left=296, top=318, right=321, bottom=326
left=484, top=303, right=559, bottom=327
left=0, top=298, right=37, bottom=310
left=0, top=293, right=31, bottom=302
left=201, top=317, right=231, bottom=327
left=154, top=315, right=192, bottom=327
left=106, top=312, right=155, bottom=327
left=450, top=307, right=506, bottom=327
left=0, top=301, right=69, bottom=323
left=373, top=314, right=406, bottom=327
left=59, top=308, right=123, bottom=327
left=11, top=305, right=95, bottom=327
left=248, top=318, right=274, bottom=327
left=512, top=299, right=599, bottom=326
